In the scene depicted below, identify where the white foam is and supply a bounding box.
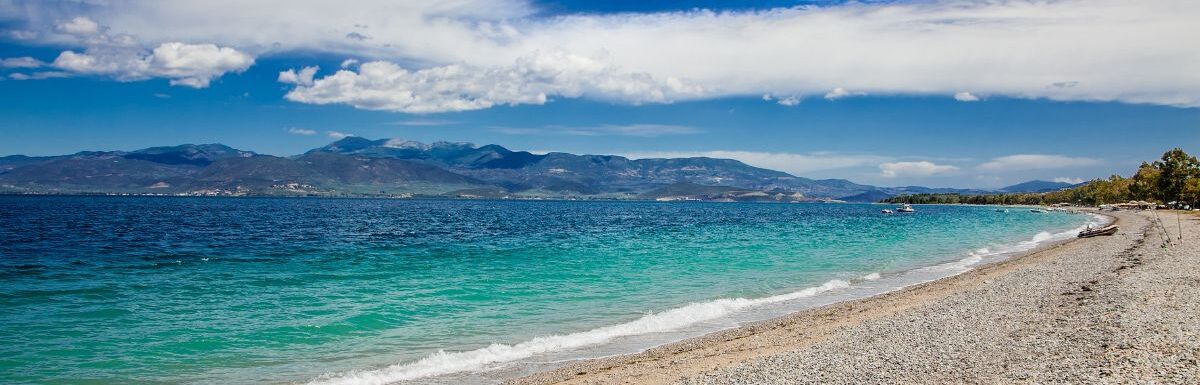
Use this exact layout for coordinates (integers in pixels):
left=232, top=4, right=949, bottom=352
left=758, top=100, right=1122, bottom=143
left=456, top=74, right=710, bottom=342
left=307, top=279, right=851, bottom=385
left=922, top=212, right=1105, bottom=274
left=309, top=211, right=1110, bottom=385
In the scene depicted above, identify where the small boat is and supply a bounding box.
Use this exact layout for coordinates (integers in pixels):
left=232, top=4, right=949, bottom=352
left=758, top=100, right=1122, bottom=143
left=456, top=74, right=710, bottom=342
left=1030, top=209, right=1046, bottom=213
left=995, top=208, right=1009, bottom=213
left=896, top=204, right=915, bottom=213
left=1078, top=224, right=1118, bottom=238
left=881, top=209, right=894, bottom=214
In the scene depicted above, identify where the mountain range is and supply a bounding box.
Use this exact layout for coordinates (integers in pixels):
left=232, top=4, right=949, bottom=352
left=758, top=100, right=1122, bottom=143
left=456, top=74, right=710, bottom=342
left=0, top=138, right=1070, bottom=201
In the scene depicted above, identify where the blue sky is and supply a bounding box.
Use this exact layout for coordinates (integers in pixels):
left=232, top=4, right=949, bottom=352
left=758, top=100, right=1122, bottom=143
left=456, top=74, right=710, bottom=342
left=0, top=0, right=1197, bottom=188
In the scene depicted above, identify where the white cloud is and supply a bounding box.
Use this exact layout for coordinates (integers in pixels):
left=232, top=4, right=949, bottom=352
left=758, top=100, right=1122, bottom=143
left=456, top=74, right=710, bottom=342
left=954, top=92, right=980, bottom=102
left=340, top=59, right=359, bottom=69
left=55, top=16, right=101, bottom=36
left=278, top=66, right=319, bottom=86
left=775, top=96, right=800, bottom=106
left=326, top=131, right=353, bottom=139
left=8, top=71, right=70, bottom=80
left=1053, top=177, right=1085, bottom=184
left=623, top=151, right=888, bottom=176
left=978, top=154, right=1101, bottom=171
left=287, top=127, right=318, bottom=135
left=8, top=30, right=39, bottom=40
left=53, top=42, right=254, bottom=88
left=1, top=57, right=45, bottom=68
left=283, top=51, right=704, bottom=113
left=824, top=87, right=864, bottom=100
left=6, top=0, right=1200, bottom=108
left=879, top=161, right=960, bottom=178
left=11, top=16, right=256, bottom=88
left=495, top=124, right=700, bottom=137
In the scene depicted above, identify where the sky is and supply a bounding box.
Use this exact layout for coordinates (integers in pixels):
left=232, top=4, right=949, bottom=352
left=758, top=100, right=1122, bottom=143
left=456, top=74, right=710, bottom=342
left=0, top=0, right=1197, bottom=189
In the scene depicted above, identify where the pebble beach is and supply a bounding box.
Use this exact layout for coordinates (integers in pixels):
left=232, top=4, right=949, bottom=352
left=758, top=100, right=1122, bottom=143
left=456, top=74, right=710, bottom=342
left=512, top=210, right=1200, bottom=384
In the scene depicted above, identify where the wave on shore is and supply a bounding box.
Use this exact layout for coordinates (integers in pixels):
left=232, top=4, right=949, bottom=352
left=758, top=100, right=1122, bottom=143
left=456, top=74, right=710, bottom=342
left=309, top=279, right=851, bottom=385
left=309, top=213, right=1107, bottom=385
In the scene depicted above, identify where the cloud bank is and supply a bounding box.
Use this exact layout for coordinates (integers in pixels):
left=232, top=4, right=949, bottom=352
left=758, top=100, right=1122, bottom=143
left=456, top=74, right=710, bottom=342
left=978, top=154, right=1101, bottom=171
left=879, top=161, right=960, bottom=178
left=3, top=0, right=1199, bottom=109
left=282, top=52, right=703, bottom=113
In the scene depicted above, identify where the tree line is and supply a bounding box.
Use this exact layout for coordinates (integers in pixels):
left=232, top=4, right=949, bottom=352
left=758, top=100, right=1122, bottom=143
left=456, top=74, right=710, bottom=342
left=883, top=148, right=1200, bottom=207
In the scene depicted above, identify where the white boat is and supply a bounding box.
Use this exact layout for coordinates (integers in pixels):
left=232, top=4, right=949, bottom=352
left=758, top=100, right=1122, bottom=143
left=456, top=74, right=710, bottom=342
left=1030, top=208, right=1046, bottom=213
left=897, top=204, right=915, bottom=213
left=881, top=209, right=894, bottom=214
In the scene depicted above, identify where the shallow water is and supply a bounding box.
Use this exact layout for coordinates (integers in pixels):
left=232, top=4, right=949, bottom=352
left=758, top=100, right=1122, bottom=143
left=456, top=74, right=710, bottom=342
left=0, top=197, right=1092, bottom=384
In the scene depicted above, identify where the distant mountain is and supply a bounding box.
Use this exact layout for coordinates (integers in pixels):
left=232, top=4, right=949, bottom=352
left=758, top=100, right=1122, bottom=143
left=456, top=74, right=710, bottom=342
left=308, top=137, right=878, bottom=198
left=635, top=182, right=806, bottom=202
left=837, top=190, right=893, bottom=203
left=0, top=137, right=1035, bottom=200
left=124, top=144, right=254, bottom=166
left=999, top=180, right=1078, bottom=193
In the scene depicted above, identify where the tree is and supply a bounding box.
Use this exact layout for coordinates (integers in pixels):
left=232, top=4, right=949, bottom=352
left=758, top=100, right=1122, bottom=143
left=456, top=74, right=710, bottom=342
left=1183, top=178, right=1200, bottom=208
left=1155, top=148, right=1200, bottom=204
left=1129, top=162, right=1161, bottom=202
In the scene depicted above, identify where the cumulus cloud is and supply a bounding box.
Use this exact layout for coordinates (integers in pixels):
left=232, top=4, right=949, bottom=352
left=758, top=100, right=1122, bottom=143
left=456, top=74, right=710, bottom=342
left=776, top=96, right=801, bottom=106
left=623, top=151, right=888, bottom=176
left=1053, top=177, right=1085, bottom=184
left=978, top=155, right=1101, bottom=171
left=879, top=161, right=960, bottom=178
left=282, top=51, right=704, bottom=113
left=326, top=131, right=353, bottom=139
left=494, top=124, right=700, bottom=137
left=287, top=127, right=318, bottom=135
left=5, top=0, right=1200, bottom=108
left=1, top=57, right=45, bottom=68
left=954, top=92, right=980, bottom=102
left=278, top=66, right=319, bottom=86
left=55, top=16, right=101, bottom=36
left=824, top=87, right=864, bottom=100
left=53, top=42, right=254, bottom=87
left=340, top=59, right=359, bottom=69
left=9, top=16, right=255, bottom=87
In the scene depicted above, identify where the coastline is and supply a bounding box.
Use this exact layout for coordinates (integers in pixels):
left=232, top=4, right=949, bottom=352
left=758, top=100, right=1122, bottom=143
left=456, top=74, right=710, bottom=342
left=303, top=205, right=1097, bottom=385
left=508, top=209, right=1198, bottom=384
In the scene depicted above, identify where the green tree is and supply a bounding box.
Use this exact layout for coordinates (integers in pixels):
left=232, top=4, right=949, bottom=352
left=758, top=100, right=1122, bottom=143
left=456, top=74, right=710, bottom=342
left=1154, top=148, right=1200, bottom=203
left=1129, top=162, right=1161, bottom=202
left=1183, top=178, right=1200, bottom=208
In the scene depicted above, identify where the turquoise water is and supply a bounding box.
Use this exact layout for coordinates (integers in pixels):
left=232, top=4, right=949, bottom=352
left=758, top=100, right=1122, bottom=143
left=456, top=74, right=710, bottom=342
left=0, top=197, right=1093, bottom=384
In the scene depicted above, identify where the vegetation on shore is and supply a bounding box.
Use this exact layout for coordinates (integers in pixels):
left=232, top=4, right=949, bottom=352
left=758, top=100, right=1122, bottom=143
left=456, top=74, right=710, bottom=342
left=883, top=148, right=1200, bottom=207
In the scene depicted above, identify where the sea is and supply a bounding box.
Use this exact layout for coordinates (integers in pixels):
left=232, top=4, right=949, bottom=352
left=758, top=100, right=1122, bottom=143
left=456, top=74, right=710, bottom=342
left=0, top=196, right=1102, bottom=384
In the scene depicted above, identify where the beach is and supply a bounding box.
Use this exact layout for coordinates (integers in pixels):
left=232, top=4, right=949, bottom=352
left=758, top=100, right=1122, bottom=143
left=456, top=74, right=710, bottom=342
left=512, top=210, right=1200, bottom=384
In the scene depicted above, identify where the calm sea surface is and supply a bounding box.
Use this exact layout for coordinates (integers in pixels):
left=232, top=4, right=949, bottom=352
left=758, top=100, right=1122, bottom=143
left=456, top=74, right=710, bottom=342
left=0, top=196, right=1093, bottom=384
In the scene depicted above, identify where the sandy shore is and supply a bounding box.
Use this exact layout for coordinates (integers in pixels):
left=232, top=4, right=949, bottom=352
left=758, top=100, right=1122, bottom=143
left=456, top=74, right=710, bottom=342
left=509, top=210, right=1199, bottom=384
